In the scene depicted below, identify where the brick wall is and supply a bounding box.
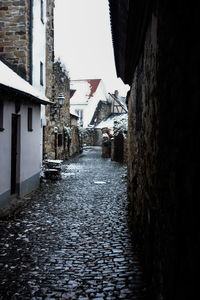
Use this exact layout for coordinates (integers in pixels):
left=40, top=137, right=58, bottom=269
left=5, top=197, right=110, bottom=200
left=0, top=0, right=31, bottom=80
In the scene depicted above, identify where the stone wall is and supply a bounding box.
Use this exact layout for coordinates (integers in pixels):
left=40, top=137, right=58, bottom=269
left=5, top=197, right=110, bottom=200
left=127, top=3, right=199, bottom=300
left=45, top=0, right=54, bottom=144
left=44, top=60, right=70, bottom=160
left=0, top=0, right=31, bottom=80
left=45, top=0, right=54, bottom=99
left=69, top=126, right=81, bottom=157
left=90, top=100, right=111, bottom=126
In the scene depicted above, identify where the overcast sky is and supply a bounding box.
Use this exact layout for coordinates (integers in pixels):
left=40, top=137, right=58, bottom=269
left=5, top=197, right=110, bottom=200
left=54, top=0, right=130, bottom=96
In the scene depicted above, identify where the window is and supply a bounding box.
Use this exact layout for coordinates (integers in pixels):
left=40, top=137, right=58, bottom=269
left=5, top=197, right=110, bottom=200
left=28, top=107, right=33, bottom=131
left=75, top=110, right=83, bottom=127
left=58, top=133, right=63, bottom=147
left=0, top=101, right=4, bottom=131
left=41, top=0, right=44, bottom=23
left=40, top=61, right=43, bottom=86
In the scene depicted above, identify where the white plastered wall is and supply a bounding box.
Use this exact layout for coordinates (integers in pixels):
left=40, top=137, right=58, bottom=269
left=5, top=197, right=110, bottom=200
left=32, top=0, right=47, bottom=162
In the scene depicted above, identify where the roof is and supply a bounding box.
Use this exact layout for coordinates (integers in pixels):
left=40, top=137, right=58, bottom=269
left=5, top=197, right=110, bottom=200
left=108, top=0, right=152, bottom=84
left=0, top=61, right=51, bottom=105
left=87, top=79, right=101, bottom=98
left=95, top=113, right=127, bottom=130
left=70, top=79, right=102, bottom=105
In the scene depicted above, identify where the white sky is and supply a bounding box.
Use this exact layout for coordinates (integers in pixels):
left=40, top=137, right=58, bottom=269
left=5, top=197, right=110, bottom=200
left=54, top=0, right=130, bottom=97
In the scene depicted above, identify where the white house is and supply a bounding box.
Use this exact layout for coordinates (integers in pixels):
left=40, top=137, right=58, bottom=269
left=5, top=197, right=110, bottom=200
left=0, top=61, right=50, bottom=214
left=70, top=79, right=108, bottom=128
left=32, top=0, right=47, bottom=162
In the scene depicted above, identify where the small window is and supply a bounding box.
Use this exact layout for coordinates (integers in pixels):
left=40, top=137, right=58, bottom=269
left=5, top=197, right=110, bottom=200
left=58, top=133, right=63, bottom=147
left=75, top=109, right=83, bottom=127
left=28, top=107, right=33, bottom=131
left=0, top=101, right=4, bottom=131
left=41, top=0, right=44, bottom=23
left=40, top=61, right=43, bottom=86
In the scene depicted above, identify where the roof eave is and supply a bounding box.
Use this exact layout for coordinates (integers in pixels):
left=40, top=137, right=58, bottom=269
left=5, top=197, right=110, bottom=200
left=0, top=83, right=52, bottom=105
left=109, top=0, right=153, bottom=85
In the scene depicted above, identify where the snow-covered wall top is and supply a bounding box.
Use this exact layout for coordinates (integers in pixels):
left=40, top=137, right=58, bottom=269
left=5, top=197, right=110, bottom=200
left=95, top=113, right=128, bottom=134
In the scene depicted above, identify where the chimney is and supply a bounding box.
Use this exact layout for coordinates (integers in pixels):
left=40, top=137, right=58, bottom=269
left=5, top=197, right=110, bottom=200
left=114, top=90, right=119, bottom=98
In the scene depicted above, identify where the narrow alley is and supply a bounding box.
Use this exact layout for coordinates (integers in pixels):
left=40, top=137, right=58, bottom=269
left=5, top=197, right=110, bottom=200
left=0, top=147, right=146, bottom=300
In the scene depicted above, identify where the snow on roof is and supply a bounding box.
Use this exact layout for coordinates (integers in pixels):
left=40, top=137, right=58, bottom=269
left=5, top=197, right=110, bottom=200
left=70, top=79, right=101, bottom=105
left=113, top=113, right=128, bottom=133
left=95, top=113, right=128, bottom=130
left=0, top=61, right=51, bottom=104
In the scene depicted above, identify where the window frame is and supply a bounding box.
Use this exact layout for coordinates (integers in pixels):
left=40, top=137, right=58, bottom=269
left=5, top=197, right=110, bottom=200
left=28, top=107, right=33, bottom=132
left=40, top=61, right=44, bottom=86
left=41, top=0, right=44, bottom=24
left=75, top=109, right=83, bottom=126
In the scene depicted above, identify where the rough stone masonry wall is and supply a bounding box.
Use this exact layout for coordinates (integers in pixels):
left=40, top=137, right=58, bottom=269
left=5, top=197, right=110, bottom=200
left=90, top=101, right=111, bottom=126
left=69, top=126, right=80, bottom=157
left=0, top=0, right=31, bottom=80
left=44, top=60, right=70, bottom=160
left=128, top=2, right=200, bottom=300
left=45, top=0, right=54, bottom=100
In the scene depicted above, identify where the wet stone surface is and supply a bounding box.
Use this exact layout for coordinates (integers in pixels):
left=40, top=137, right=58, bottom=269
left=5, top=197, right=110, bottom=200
left=0, top=147, right=146, bottom=299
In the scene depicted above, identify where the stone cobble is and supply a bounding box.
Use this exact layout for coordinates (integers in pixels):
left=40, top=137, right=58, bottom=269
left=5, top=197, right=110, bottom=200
left=0, top=147, right=146, bottom=299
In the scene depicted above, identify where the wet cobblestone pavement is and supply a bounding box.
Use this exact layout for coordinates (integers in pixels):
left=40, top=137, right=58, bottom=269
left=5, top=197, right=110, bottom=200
left=0, top=147, right=146, bottom=299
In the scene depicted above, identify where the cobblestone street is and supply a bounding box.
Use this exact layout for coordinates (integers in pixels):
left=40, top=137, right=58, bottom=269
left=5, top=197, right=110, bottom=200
left=0, top=147, right=146, bottom=300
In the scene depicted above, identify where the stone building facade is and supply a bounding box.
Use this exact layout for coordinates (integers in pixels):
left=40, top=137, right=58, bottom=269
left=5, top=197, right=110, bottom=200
left=44, top=60, right=70, bottom=160
left=45, top=0, right=55, bottom=100
left=0, top=0, right=31, bottom=81
left=109, top=1, right=200, bottom=300
left=90, top=100, right=111, bottom=127
left=0, top=0, right=55, bottom=161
